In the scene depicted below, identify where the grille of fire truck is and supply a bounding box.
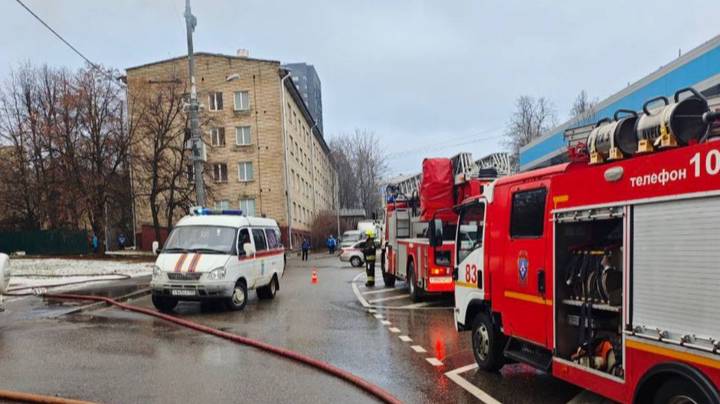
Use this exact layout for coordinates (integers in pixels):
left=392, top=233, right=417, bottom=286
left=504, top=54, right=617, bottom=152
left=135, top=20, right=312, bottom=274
left=167, top=272, right=203, bottom=281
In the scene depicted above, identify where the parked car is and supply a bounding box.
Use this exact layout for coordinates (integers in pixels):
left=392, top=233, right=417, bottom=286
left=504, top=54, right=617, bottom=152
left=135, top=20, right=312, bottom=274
left=339, top=241, right=365, bottom=267
left=340, top=230, right=363, bottom=248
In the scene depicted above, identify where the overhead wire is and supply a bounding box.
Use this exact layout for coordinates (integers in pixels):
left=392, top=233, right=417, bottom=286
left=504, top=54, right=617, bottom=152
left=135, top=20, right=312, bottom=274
left=14, top=0, right=125, bottom=86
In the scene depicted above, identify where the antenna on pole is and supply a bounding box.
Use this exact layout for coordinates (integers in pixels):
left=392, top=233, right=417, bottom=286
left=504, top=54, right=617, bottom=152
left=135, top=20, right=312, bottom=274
left=184, top=0, right=206, bottom=207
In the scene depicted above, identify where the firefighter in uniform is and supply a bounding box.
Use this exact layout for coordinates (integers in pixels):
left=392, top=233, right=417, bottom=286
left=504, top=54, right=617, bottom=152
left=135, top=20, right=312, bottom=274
left=363, top=229, right=378, bottom=287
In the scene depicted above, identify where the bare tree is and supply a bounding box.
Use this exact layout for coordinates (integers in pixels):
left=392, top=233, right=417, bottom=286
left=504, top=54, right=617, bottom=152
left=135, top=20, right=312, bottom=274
left=128, top=75, right=212, bottom=242
left=504, top=96, right=557, bottom=167
left=570, top=90, right=598, bottom=122
left=0, top=63, right=133, bottom=250
left=329, top=129, right=387, bottom=218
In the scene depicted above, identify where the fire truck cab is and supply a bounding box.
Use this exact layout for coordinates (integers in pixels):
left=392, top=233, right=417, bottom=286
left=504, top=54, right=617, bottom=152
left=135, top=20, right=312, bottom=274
left=453, top=88, right=720, bottom=403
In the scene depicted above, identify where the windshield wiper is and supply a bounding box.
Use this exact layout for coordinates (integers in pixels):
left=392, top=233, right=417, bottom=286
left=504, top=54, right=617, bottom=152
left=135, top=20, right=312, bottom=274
left=162, top=247, right=188, bottom=253
left=188, top=248, right=229, bottom=254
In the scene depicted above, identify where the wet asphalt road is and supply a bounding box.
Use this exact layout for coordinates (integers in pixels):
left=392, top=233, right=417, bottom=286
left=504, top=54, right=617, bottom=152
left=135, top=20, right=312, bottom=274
left=0, top=254, right=605, bottom=403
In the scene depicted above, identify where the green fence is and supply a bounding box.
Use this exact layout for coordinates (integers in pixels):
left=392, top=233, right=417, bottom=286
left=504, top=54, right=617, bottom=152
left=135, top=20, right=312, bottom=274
left=0, top=229, right=90, bottom=255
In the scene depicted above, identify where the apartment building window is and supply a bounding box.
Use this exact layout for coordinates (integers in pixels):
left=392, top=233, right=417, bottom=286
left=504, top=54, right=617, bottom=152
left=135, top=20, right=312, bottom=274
left=213, top=163, right=228, bottom=183
left=210, top=127, right=225, bottom=147
left=239, top=198, right=256, bottom=217
left=238, top=161, right=254, bottom=182
left=233, top=91, right=250, bottom=111
left=186, top=164, right=194, bottom=182
left=208, top=92, right=223, bottom=111
left=214, top=200, right=230, bottom=210
left=235, top=126, right=251, bottom=146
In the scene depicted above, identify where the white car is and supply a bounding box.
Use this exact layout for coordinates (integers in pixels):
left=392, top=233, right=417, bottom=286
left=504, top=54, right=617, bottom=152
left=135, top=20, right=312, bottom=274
left=150, top=208, right=285, bottom=312
left=339, top=241, right=365, bottom=267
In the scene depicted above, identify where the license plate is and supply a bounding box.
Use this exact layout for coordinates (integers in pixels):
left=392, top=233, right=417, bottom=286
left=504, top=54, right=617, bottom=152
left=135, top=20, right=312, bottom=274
left=171, top=289, right=196, bottom=296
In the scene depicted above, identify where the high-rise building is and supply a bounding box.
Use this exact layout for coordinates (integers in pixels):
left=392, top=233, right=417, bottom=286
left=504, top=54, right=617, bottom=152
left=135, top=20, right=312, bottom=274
left=126, top=52, right=335, bottom=249
left=282, top=63, right=323, bottom=134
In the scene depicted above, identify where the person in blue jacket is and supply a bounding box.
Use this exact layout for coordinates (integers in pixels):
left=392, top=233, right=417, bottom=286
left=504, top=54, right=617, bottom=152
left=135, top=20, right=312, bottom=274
left=301, top=238, right=310, bottom=261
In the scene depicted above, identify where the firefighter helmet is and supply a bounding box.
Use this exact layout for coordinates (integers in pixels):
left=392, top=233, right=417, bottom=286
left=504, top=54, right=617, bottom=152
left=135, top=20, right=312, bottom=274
left=365, top=229, right=375, bottom=238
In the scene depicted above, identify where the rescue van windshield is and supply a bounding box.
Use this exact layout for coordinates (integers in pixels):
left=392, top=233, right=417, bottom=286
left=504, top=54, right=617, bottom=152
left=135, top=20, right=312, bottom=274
left=163, top=225, right=237, bottom=255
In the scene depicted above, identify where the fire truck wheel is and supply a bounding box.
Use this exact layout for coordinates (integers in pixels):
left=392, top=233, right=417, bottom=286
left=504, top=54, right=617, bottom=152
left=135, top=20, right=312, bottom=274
left=350, top=256, right=363, bottom=267
left=471, top=313, right=505, bottom=372
left=257, top=275, right=278, bottom=300
left=653, top=377, right=713, bottom=404
left=152, top=295, right=178, bottom=313
left=226, top=279, right=248, bottom=311
left=408, top=264, right=423, bottom=302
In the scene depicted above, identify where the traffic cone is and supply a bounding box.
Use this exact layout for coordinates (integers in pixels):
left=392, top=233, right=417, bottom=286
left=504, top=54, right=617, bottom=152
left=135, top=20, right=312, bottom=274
left=311, top=270, right=318, bottom=284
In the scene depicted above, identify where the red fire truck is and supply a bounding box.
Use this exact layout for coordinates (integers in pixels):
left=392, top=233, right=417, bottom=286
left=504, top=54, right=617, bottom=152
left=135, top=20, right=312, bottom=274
left=381, top=153, right=509, bottom=301
left=446, top=88, right=720, bottom=403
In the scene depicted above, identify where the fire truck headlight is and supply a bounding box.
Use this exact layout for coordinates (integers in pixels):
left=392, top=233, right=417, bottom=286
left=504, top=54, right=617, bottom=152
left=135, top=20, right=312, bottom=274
left=207, top=267, right=226, bottom=281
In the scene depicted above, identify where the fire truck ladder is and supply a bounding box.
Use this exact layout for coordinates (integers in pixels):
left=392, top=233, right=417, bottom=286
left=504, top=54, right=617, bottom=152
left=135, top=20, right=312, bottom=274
left=475, top=152, right=512, bottom=177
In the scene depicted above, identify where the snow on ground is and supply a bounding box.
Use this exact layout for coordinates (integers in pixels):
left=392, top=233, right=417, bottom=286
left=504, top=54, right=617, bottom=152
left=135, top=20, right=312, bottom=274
left=6, top=258, right=153, bottom=290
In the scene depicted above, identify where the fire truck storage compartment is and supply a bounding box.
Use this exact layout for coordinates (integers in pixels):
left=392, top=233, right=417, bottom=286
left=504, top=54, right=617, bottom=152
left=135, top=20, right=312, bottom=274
left=554, top=207, right=625, bottom=379
left=631, top=196, right=720, bottom=351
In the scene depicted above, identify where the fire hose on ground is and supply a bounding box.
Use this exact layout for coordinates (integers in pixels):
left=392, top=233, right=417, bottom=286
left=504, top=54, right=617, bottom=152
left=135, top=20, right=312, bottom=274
left=2, top=290, right=403, bottom=404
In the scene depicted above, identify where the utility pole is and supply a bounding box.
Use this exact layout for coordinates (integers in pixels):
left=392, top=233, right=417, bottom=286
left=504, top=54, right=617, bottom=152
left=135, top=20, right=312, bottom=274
left=184, top=0, right=206, bottom=207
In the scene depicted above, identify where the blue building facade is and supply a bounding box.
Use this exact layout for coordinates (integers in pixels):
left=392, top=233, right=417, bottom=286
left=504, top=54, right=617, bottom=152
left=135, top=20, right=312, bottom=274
left=520, top=35, right=720, bottom=171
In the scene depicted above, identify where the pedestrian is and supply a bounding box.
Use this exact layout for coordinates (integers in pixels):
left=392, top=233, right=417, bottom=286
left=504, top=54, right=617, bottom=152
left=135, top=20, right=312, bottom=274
left=362, top=229, right=378, bottom=287
left=118, top=233, right=127, bottom=250
left=91, top=234, right=99, bottom=254
left=329, top=235, right=337, bottom=254
left=301, top=237, right=310, bottom=261
left=326, top=235, right=333, bottom=254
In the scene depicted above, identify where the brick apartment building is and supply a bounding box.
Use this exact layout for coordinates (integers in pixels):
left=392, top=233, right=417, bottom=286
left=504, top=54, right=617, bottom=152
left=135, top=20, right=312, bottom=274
left=126, top=52, right=336, bottom=249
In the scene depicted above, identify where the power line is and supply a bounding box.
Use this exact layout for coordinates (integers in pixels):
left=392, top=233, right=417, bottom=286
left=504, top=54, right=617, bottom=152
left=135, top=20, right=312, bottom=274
left=386, top=130, right=504, bottom=159
left=15, top=0, right=100, bottom=70
left=14, top=0, right=124, bottom=86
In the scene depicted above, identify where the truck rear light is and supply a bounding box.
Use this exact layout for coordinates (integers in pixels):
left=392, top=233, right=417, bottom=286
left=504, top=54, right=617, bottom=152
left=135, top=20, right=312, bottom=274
left=431, top=267, right=451, bottom=276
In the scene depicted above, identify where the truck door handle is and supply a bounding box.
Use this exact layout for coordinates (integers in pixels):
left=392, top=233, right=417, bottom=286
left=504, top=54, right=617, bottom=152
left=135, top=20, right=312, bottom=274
left=537, top=269, right=546, bottom=295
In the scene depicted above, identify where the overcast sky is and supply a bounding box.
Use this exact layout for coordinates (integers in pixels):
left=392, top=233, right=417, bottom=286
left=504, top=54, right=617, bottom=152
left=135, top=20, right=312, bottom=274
left=1, top=0, right=718, bottom=176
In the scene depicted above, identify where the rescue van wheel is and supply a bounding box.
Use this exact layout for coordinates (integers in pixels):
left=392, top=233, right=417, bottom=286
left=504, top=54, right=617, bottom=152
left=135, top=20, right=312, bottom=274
left=653, top=377, right=712, bottom=404
left=350, top=256, right=362, bottom=267
left=226, top=279, right=248, bottom=311
left=408, top=263, right=423, bottom=302
left=257, top=275, right=278, bottom=300
left=152, top=295, right=178, bottom=313
left=471, top=313, right=505, bottom=372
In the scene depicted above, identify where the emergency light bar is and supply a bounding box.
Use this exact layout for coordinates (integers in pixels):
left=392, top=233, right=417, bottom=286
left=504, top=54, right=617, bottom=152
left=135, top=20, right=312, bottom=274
left=190, top=207, right=244, bottom=216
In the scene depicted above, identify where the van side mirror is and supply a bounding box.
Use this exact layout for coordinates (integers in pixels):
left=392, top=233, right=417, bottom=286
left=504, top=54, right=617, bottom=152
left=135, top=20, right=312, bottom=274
left=152, top=241, right=160, bottom=256
left=243, top=242, right=256, bottom=257
left=428, top=219, right=443, bottom=247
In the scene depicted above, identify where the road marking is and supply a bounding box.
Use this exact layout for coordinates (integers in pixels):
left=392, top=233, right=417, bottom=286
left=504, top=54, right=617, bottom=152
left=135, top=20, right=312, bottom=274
left=398, top=301, right=432, bottom=309
left=445, top=363, right=502, bottom=404
left=426, top=357, right=444, bottom=366
left=410, top=345, right=426, bottom=353
left=388, top=327, right=401, bottom=333
left=381, top=320, right=391, bottom=325
left=369, top=294, right=409, bottom=303
left=373, top=314, right=384, bottom=319
left=351, top=272, right=370, bottom=307
left=399, top=335, right=412, bottom=342
left=361, top=288, right=401, bottom=296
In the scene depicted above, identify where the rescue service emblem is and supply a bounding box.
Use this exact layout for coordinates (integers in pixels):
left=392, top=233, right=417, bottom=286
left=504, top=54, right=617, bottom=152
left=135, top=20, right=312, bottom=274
left=517, top=250, right=529, bottom=285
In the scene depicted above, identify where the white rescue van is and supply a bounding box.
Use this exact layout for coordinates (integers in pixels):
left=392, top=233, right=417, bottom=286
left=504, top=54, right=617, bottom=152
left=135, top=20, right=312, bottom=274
left=150, top=208, right=285, bottom=312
